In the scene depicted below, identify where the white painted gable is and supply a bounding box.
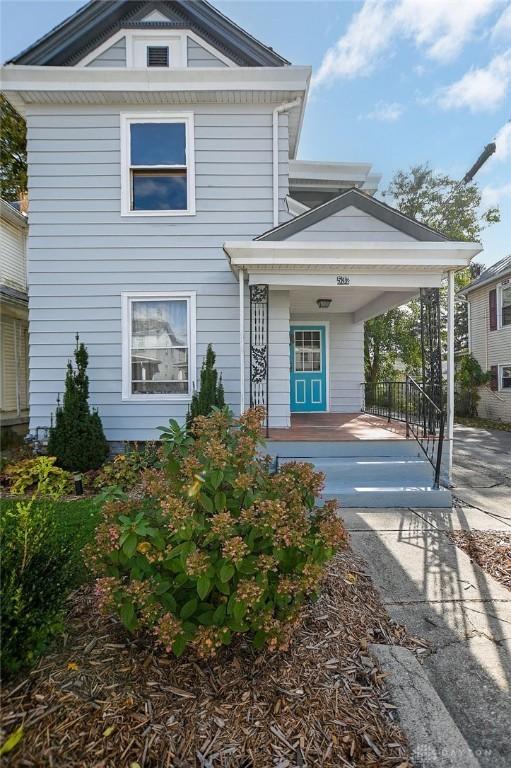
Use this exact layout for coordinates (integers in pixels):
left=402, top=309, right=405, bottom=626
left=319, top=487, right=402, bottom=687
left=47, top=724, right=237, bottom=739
left=141, top=9, right=172, bottom=22
left=286, top=205, right=415, bottom=243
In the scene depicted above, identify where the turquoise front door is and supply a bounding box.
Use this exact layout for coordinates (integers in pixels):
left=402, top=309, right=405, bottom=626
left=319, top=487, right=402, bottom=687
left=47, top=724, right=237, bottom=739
left=290, top=325, right=327, bottom=412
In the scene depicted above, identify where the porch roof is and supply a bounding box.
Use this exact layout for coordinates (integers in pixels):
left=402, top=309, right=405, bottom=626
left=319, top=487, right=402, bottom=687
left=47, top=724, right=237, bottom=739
left=224, top=240, right=483, bottom=274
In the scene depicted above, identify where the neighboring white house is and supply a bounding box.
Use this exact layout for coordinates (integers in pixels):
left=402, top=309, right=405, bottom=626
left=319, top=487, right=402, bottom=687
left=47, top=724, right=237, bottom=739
left=459, top=254, right=511, bottom=423
left=1, top=0, right=482, bottom=504
left=0, top=198, right=29, bottom=434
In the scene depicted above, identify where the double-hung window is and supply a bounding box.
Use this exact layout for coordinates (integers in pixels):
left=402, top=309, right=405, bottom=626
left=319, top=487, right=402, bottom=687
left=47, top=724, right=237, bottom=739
left=122, top=292, right=196, bottom=400
left=500, top=365, right=511, bottom=391
left=121, top=113, right=195, bottom=216
left=499, top=282, right=511, bottom=328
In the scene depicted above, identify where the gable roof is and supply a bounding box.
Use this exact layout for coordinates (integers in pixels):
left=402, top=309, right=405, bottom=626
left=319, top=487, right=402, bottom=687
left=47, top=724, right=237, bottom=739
left=254, top=187, right=449, bottom=243
left=459, top=254, right=511, bottom=295
left=7, top=0, right=289, bottom=67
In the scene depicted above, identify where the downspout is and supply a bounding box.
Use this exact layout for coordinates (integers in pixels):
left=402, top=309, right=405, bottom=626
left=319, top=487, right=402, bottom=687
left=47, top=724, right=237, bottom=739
left=273, top=99, right=302, bottom=228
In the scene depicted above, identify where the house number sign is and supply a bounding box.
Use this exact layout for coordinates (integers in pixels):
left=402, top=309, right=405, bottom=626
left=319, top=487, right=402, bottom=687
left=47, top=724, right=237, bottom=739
left=336, top=275, right=350, bottom=285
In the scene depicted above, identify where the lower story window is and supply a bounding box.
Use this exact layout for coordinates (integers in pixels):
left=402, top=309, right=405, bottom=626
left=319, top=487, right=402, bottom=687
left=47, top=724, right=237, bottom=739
left=500, top=364, right=511, bottom=390
left=122, top=292, right=196, bottom=400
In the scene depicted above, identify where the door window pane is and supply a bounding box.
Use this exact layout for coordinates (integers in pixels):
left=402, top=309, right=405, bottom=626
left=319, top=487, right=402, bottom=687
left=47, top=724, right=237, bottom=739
left=294, top=330, right=322, bottom=372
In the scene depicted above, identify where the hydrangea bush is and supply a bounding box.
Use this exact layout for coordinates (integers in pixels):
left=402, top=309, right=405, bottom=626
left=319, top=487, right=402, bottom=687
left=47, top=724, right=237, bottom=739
left=88, top=407, right=347, bottom=658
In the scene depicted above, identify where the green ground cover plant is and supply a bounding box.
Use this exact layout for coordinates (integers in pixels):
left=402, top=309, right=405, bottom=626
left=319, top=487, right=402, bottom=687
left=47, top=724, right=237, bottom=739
left=89, top=407, right=348, bottom=658
left=1, top=487, right=100, bottom=676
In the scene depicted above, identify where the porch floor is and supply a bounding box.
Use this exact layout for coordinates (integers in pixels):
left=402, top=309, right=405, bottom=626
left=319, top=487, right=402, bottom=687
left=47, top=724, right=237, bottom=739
left=269, top=412, right=408, bottom=441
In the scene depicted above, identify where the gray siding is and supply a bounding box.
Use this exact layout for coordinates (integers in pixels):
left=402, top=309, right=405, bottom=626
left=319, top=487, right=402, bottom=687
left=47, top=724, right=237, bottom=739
left=26, top=104, right=289, bottom=440
left=86, top=37, right=127, bottom=67
left=286, top=205, right=416, bottom=242
left=187, top=38, right=228, bottom=67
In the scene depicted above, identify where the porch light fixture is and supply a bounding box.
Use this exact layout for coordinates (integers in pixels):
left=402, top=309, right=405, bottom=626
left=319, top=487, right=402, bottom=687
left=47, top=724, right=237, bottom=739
left=316, top=298, right=332, bottom=309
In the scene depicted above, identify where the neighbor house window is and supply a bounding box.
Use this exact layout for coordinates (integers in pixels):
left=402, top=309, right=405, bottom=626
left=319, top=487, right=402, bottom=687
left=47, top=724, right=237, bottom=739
left=499, top=282, right=511, bottom=328
left=500, top=365, right=511, bottom=391
left=122, top=292, right=196, bottom=400
left=120, top=113, right=195, bottom=216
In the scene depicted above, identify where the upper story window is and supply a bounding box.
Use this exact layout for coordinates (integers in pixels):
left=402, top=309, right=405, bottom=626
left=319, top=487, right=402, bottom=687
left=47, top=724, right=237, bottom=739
left=499, top=282, right=511, bottom=328
left=120, top=113, right=195, bottom=217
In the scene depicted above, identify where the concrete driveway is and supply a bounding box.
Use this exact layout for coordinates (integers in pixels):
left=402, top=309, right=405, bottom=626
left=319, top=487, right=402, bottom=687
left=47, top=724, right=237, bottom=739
left=453, top=424, right=511, bottom=518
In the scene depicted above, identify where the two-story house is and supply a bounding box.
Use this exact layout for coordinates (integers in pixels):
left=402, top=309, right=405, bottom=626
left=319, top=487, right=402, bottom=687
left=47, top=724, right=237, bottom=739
left=0, top=198, right=29, bottom=434
left=1, top=0, right=483, bottom=506
left=459, top=254, right=511, bottom=424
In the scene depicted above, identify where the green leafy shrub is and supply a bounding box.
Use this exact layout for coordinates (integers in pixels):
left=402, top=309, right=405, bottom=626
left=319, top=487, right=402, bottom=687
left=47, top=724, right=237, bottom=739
left=455, top=354, right=491, bottom=417
left=187, top=344, right=225, bottom=429
left=89, top=407, right=347, bottom=658
left=47, top=336, right=109, bottom=472
left=93, top=442, right=162, bottom=492
left=1, top=469, right=99, bottom=676
left=3, top=456, right=73, bottom=497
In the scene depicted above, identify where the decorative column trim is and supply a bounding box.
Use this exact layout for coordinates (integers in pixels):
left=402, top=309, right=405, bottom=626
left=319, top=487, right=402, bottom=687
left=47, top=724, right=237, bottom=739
left=249, top=284, right=269, bottom=435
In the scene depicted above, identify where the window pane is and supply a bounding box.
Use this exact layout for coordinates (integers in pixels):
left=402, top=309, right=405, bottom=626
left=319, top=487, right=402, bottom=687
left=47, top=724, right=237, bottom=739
left=132, top=169, right=187, bottom=211
left=130, top=122, right=186, bottom=166
left=502, top=286, right=511, bottom=327
left=133, top=381, right=188, bottom=395
left=132, top=347, right=188, bottom=391
left=502, top=366, right=511, bottom=388
left=132, top=300, right=187, bottom=348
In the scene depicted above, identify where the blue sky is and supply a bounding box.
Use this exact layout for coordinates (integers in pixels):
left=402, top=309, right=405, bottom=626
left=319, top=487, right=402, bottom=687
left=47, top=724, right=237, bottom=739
left=1, top=0, right=510, bottom=266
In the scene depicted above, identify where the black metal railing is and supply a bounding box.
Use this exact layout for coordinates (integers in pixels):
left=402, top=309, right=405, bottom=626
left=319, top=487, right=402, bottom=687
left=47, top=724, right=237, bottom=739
left=362, top=376, right=445, bottom=488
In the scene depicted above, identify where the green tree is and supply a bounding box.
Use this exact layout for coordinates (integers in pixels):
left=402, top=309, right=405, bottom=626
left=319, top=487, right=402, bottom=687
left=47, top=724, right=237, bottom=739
left=364, top=164, right=499, bottom=381
left=48, top=336, right=109, bottom=472
left=455, top=354, right=491, bottom=417
left=186, top=344, right=225, bottom=428
left=0, top=95, right=27, bottom=201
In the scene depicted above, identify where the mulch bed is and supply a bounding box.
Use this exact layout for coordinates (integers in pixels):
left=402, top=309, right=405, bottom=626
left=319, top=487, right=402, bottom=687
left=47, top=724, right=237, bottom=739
left=450, top=530, right=511, bottom=591
left=1, top=547, right=425, bottom=767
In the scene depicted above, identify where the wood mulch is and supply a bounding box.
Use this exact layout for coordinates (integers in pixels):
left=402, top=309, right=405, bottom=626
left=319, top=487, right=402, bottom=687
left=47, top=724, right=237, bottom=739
left=450, top=530, right=511, bottom=591
left=1, top=547, right=425, bottom=768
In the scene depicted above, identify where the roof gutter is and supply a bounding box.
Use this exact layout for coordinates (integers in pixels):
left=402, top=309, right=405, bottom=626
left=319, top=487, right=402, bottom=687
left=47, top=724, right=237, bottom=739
left=273, top=98, right=302, bottom=227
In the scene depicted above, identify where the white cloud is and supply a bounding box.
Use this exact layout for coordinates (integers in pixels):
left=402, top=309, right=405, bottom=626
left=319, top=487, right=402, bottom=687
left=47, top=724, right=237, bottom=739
left=312, top=0, right=497, bottom=89
left=491, top=3, right=511, bottom=40
left=481, top=181, right=511, bottom=206
left=364, top=101, right=404, bottom=121
left=437, top=50, right=511, bottom=110
left=494, top=121, right=511, bottom=161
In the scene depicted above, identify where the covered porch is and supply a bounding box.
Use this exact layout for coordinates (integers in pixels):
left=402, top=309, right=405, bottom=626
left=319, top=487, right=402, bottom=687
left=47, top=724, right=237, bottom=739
left=269, top=412, right=407, bottom=441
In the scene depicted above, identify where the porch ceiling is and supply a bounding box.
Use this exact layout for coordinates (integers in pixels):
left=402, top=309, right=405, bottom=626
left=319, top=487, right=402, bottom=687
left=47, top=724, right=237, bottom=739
left=288, top=286, right=417, bottom=317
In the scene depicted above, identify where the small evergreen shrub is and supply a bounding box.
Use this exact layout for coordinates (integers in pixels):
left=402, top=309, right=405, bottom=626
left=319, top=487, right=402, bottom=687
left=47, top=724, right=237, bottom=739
left=89, top=407, right=347, bottom=658
left=1, top=471, right=99, bottom=675
left=186, top=344, right=225, bottom=429
left=3, top=456, right=73, bottom=497
left=48, top=336, right=109, bottom=472
left=455, top=355, right=491, bottom=417
left=93, top=442, right=162, bottom=493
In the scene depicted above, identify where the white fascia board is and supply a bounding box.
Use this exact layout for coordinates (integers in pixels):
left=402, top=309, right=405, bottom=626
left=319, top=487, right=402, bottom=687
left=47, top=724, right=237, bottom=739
left=224, top=240, right=483, bottom=269
left=247, top=272, right=443, bottom=289
left=0, top=199, right=27, bottom=229
left=289, top=160, right=373, bottom=180
left=0, top=64, right=311, bottom=98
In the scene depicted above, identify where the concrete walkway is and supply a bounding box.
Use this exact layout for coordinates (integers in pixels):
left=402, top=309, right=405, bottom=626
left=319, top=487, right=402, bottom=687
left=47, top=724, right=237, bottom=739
left=453, top=424, right=511, bottom=517
left=342, top=506, right=511, bottom=768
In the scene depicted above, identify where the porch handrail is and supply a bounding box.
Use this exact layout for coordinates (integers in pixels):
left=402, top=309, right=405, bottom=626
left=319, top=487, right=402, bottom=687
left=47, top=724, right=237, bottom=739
left=361, top=377, right=445, bottom=488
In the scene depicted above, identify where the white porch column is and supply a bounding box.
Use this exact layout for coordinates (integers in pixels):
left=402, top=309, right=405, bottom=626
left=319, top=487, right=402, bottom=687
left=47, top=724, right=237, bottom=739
left=239, top=268, right=245, bottom=415
left=446, top=269, right=455, bottom=483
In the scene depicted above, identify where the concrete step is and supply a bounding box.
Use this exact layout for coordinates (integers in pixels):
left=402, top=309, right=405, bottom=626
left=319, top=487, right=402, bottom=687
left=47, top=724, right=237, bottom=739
left=266, top=439, right=421, bottom=459
left=274, top=452, right=451, bottom=509
left=280, top=456, right=434, bottom=486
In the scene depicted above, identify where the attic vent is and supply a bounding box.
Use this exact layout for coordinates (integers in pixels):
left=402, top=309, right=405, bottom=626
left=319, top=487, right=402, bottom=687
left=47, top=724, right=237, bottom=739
left=147, top=46, right=169, bottom=67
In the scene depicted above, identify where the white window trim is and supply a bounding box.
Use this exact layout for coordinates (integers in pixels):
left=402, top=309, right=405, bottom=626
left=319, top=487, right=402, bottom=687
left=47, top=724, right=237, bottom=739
left=120, top=111, right=195, bottom=217
left=121, top=291, right=196, bottom=402
left=497, top=280, right=511, bottom=330
left=77, top=29, right=236, bottom=68
left=499, top=363, right=511, bottom=392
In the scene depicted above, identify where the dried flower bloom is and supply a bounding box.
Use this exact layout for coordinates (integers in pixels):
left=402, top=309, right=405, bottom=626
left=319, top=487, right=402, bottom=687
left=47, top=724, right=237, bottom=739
left=192, top=626, right=224, bottom=658
left=222, top=536, right=248, bottom=564
left=236, top=579, right=264, bottom=608
left=185, top=550, right=210, bottom=577
left=154, top=612, right=183, bottom=653
left=210, top=511, right=234, bottom=537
